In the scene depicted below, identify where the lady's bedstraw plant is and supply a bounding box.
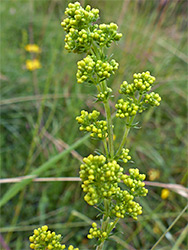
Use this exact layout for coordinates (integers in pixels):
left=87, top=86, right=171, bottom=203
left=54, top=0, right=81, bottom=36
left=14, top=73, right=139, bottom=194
left=29, top=2, right=161, bottom=249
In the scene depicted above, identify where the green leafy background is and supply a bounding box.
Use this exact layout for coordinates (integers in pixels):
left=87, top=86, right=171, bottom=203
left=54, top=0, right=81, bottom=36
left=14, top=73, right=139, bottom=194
left=0, top=0, right=187, bottom=249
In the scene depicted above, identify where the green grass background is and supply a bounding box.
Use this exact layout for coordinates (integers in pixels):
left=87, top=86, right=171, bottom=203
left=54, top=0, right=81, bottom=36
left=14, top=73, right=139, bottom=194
left=0, top=0, right=187, bottom=249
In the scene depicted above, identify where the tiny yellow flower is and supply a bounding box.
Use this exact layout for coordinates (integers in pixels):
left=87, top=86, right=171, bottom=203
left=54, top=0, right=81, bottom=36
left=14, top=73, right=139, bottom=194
left=26, top=59, right=42, bottom=71
left=161, top=188, right=170, bottom=199
left=148, top=169, right=160, bottom=181
left=25, top=44, right=41, bottom=53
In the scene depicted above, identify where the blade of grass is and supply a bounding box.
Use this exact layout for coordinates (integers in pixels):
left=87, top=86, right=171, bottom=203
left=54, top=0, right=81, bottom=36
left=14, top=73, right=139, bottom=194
left=0, top=134, right=89, bottom=208
left=171, top=224, right=188, bottom=250
left=71, top=210, right=93, bottom=224
left=0, top=222, right=92, bottom=233
left=150, top=204, right=188, bottom=250
left=110, top=235, right=136, bottom=250
left=140, top=198, right=175, bottom=243
left=157, top=39, right=188, bottom=64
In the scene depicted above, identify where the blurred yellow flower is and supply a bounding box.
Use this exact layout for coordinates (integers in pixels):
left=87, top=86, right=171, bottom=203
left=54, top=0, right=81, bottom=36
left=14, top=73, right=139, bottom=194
left=161, top=188, right=170, bottom=199
left=153, top=223, right=161, bottom=234
left=148, top=169, right=160, bottom=181
left=25, top=44, right=41, bottom=53
left=26, top=59, right=41, bottom=71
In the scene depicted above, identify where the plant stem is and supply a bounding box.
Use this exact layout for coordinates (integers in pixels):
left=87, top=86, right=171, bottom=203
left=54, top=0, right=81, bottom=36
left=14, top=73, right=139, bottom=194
left=91, top=43, right=114, bottom=159
left=103, top=100, right=114, bottom=159
left=96, top=240, right=105, bottom=250
left=115, top=116, right=135, bottom=158
left=103, top=139, right=109, bottom=158
left=108, top=218, right=119, bottom=233
left=91, top=42, right=115, bottom=249
left=96, top=214, right=110, bottom=250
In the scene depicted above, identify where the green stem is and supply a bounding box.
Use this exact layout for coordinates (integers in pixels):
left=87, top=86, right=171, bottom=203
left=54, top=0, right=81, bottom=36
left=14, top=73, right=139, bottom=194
left=91, top=42, right=115, bottom=249
left=103, top=100, right=114, bottom=159
left=115, top=94, right=142, bottom=158
left=96, top=232, right=105, bottom=250
left=96, top=200, right=110, bottom=250
left=103, top=139, right=109, bottom=158
left=96, top=242, right=105, bottom=250
left=91, top=42, right=100, bottom=59
left=96, top=216, right=119, bottom=250
left=108, top=218, right=119, bottom=234
left=91, top=43, right=114, bottom=159
left=115, top=116, right=135, bottom=158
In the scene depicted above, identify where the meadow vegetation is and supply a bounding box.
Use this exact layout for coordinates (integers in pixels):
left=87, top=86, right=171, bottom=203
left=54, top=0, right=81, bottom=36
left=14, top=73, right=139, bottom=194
left=0, top=0, right=187, bottom=249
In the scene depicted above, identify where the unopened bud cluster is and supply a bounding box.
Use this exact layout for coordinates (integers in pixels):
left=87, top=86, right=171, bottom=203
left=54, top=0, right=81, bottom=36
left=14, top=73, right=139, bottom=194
left=29, top=226, right=78, bottom=250
left=143, top=92, right=161, bottom=107
left=76, top=56, right=95, bottom=83
left=80, top=154, right=147, bottom=220
left=119, top=71, right=156, bottom=95
left=80, top=154, right=123, bottom=205
left=122, top=168, right=148, bottom=197
left=119, top=148, right=131, bottom=163
left=97, top=87, right=112, bottom=102
left=76, top=110, right=108, bottom=139
left=61, top=2, right=99, bottom=53
left=76, top=56, right=119, bottom=84
left=95, top=59, right=119, bottom=79
left=91, top=23, right=122, bottom=47
left=110, top=189, right=142, bottom=220
left=115, top=99, right=139, bottom=118
left=117, top=71, right=161, bottom=118
left=87, top=222, right=108, bottom=240
left=61, top=2, right=122, bottom=54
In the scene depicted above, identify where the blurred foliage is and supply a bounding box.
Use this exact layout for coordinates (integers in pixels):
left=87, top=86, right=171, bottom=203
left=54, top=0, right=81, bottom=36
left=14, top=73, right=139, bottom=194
left=0, top=0, right=187, bottom=249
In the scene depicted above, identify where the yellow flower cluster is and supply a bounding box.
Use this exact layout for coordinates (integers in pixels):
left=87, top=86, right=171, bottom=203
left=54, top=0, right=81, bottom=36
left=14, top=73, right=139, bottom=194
left=26, top=59, right=41, bottom=71
left=76, top=56, right=95, bottom=83
left=76, top=110, right=108, bottom=139
left=80, top=154, right=123, bottom=205
left=64, top=28, right=92, bottom=53
left=80, top=154, right=147, bottom=220
left=115, top=99, right=139, bottom=118
left=95, top=59, right=119, bottom=79
left=119, top=148, right=131, bottom=163
left=61, top=2, right=99, bottom=53
left=76, top=55, right=119, bottom=84
left=122, top=168, right=148, bottom=197
left=25, top=44, right=41, bottom=53
left=87, top=222, right=107, bottom=240
left=116, top=71, right=161, bottom=118
left=62, top=2, right=99, bottom=32
left=61, top=2, right=122, bottom=53
left=29, top=226, right=79, bottom=250
left=143, top=92, right=162, bottom=107
left=25, top=44, right=42, bottom=71
left=91, top=23, right=122, bottom=47
left=97, top=88, right=112, bottom=102
left=119, top=71, right=156, bottom=95
left=110, top=190, right=143, bottom=219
